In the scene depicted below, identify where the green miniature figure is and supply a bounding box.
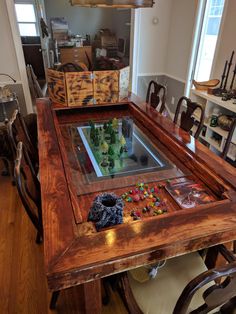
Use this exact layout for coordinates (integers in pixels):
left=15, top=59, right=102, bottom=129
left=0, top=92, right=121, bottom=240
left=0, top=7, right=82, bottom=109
left=101, top=156, right=109, bottom=167
left=109, top=159, right=115, bottom=169
left=107, top=124, right=113, bottom=134
left=94, top=135, right=100, bottom=147
left=120, top=135, right=126, bottom=147
left=112, top=118, right=119, bottom=130
left=89, top=120, right=95, bottom=128
left=108, top=145, right=114, bottom=156
left=111, top=130, right=116, bottom=144
left=90, top=128, right=95, bottom=142
left=105, top=122, right=112, bottom=134
left=101, top=141, right=109, bottom=154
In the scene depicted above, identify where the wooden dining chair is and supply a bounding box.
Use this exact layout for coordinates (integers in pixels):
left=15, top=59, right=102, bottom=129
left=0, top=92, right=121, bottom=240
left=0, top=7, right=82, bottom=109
left=14, top=141, right=43, bottom=243
left=173, top=96, right=205, bottom=139
left=14, top=140, right=112, bottom=311
left=221, top=116, right=236, bottom=160
left=7, top=109, right=38, bottom=175
left=14, top=142, right=64, bottom=308
left=116, top=244, right=236, bottom=314
left=0, top=122, right=13, bottom=177
left=146, top=81, right=167, bottom=113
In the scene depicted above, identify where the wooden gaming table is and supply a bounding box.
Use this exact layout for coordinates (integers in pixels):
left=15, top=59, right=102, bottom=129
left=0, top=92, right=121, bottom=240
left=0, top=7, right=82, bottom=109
left=37, top=94, right=236, bottom=313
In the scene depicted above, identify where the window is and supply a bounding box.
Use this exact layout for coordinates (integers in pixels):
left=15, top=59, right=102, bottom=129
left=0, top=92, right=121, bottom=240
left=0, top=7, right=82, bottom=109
left=194, top=0, right=225, bottom=82
left=15, top=3, right=39, bottom=36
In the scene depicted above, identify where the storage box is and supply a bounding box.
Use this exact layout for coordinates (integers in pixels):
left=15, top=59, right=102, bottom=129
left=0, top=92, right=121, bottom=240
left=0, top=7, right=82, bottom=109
left=47, top=66, right=129, bottom=107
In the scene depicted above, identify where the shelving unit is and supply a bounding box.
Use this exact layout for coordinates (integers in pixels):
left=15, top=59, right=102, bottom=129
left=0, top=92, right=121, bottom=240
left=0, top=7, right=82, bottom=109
left=190, top=88, right=236, bottom=161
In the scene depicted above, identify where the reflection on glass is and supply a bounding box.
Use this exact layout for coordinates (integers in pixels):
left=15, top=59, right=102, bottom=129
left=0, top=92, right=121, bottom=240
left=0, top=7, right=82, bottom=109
left=77, top=117, right=169, bottom=180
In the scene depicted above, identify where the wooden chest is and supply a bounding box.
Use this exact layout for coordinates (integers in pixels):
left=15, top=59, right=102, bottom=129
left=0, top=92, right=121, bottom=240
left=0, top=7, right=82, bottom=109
left=47, top=66, right=129, bottom=107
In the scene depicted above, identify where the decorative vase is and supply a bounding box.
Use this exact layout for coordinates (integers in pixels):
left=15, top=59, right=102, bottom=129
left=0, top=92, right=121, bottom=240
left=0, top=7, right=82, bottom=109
left=88, top=192, right=124, bottom=231
left=218, top=115, right=234, bottom=131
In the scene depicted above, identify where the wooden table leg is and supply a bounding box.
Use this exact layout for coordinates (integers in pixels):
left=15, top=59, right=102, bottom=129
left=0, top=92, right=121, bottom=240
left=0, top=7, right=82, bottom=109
left=83, top=279, right=102, bottom=314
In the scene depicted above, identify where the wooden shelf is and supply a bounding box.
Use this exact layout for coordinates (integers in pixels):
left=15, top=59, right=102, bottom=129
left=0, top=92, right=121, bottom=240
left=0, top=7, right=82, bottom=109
left=206, top=137, right=222, bottom=151
left=190, top=88, right=236, bottom=161
left=191, top=89, right=236, bottom=113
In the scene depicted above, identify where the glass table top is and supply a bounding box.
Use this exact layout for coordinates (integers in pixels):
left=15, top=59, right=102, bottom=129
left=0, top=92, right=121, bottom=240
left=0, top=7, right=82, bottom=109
left=77, top=117, right=169, bottom=179
left=59, top=115, right=186, bottom=196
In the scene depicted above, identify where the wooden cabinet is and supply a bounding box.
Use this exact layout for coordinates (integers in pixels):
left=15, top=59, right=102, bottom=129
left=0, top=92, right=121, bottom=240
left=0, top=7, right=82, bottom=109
left=60, top=46, right=92, bottom=68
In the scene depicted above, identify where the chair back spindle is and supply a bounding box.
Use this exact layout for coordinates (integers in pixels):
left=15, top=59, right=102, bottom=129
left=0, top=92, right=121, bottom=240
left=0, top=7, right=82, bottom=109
left=7, top=109, right=38, bottom=173
left=174, top=96, right=205, bottom=139
left=14, top=141, right=42, bottom=242
left=146, top=81, right=167, bottom=113
left=221, top=116, right=236, bottom=160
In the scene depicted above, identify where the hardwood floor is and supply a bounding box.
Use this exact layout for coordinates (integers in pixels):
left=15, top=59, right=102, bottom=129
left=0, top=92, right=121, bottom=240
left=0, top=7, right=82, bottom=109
left=0, top=162, right=127, bottom=314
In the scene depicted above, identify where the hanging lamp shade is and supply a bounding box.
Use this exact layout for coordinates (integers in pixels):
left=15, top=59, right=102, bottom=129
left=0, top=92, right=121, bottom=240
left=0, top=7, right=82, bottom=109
left=70, top=0, right=154, bottom=8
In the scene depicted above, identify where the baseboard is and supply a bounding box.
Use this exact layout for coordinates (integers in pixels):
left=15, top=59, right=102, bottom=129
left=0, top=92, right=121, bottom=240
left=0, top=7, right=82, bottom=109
left=138, top=72, right=186, bottom=84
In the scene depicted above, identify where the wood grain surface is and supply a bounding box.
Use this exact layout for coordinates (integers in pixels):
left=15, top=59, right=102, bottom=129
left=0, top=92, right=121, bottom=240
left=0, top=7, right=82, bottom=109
left=0, top=161, right=128, bottom=313
left=37, top=95, right=236, bottom=313
left=47, top=69, right=67, bottom=105
left=65, top=72, right=93, bottom=107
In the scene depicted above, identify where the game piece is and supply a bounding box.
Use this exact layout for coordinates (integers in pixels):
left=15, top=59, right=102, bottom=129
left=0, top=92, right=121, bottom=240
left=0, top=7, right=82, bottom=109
left=109, top=159, right=115, bottom=169
left=101, top=141, right=109, bottom=154
left=122, top=117, right=133, bottom=139
left=94, top=135, right=99, bottom=147
left=88, top=192, right=123, bottom=231
left=111, top=131, right=116, bottom=144
left=101, top=157, right=108, bottom=167
left=108, top=145, right=114, bottom=156
left=120, top=135, right=126, bottom=147
left=112, top=118, right=119, bottom=130
left=133, top=194, right=140, bottom=202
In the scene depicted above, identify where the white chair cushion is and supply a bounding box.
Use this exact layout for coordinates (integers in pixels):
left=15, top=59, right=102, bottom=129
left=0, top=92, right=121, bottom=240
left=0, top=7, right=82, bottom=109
left=128, top=252, right=213, bottom=314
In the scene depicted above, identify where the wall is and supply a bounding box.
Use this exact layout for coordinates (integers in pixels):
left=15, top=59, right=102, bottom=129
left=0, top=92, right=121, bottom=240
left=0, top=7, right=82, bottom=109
left=164, top=0, right=198, bottom=111
left=44, top=0, right=115, bottom=39
left=165, top=0, right=198, bottom=82
left=0, top=1, right=20, bottom=81
left=0, top=0, right=27, bottom=120
left=137, top=0, right=173, bottom=75
left=136, top=0, right=198, bottom=113
left=212, top=0, right=236, bottom=89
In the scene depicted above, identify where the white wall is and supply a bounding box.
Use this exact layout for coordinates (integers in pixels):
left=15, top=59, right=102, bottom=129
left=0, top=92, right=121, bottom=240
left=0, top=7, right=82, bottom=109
left=212, top=0, right=236, bottom=88
left=165, top=0, right=198, bottom=81
left=137, top=0, right=173, bottom=75
left=0, top=1, right=20, bottom=83
left=136, top=0, right=197, bottom=80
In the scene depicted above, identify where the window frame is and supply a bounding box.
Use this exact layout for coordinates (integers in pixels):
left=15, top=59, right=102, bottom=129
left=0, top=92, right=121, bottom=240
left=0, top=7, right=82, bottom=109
left=185, top=0, right=227, bottom=96
left=14, top=0, right=40, bottom=37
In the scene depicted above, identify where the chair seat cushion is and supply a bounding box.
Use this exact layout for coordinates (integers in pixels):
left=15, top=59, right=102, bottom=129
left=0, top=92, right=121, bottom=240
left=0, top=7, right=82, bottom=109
left=128, top=252, right=212, bottom=314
